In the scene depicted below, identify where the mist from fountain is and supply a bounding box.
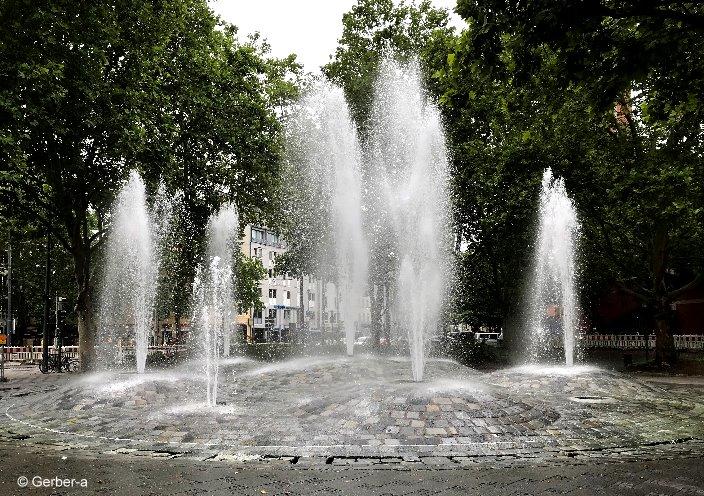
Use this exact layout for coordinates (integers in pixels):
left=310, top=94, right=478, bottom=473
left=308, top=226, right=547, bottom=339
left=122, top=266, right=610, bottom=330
left=192, top=204, right=238, bottom=406
left=369, top=59, right=450, bottom=382
left=287, top=82, right=368, bottom=356
left=526, top=168, right=580, bottom=366
left=98, top=171, right=158, bottom=374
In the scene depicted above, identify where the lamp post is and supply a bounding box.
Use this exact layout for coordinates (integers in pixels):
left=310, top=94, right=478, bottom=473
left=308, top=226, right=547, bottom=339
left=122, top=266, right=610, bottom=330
left=42, top=233, right=52, bottom=372
left=6, top=230, right=12, bottom=343
left=55, top=296, right=65, bottom=372
left=1, top=231, right=11, bottom=380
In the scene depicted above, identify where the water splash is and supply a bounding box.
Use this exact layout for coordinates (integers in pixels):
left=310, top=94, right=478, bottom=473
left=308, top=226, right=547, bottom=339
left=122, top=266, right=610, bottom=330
left=98, top=171, right=157, bottom=374
left=287, top=81, right=368, bottom=356
left=370, top=59, right=450, bottom=381
left=192, top=204, right=238, bottom=406
left=505, top=364, right=597, bottom=376
left=526, top=169, right=580, bottom=366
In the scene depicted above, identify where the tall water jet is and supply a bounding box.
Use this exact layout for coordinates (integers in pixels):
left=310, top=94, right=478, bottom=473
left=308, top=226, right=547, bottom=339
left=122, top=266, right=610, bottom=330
left=526, top=168, right=580, bottom=366
left=192, top=204, right=238, bottom=406
left=370, top=59, right=450, bottom=381
left=98, top=171, right=157, bottom=373
left=287, top=82, right=368, bottom=356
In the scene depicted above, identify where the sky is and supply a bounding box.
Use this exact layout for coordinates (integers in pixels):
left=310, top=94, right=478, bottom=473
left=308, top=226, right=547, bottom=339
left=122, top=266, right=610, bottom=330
left=209, top=0, right=464, bottom=72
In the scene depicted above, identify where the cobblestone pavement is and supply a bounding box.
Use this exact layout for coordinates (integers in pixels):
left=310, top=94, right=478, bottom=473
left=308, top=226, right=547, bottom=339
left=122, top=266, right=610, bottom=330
left=1, top=356, right=703, bottom=463
left=1, top=440, right=704, bottom=495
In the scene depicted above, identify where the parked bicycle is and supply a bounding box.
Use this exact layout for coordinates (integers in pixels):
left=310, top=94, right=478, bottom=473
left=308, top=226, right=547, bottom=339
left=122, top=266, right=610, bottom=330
left=38, top=353, right=79, bottom=374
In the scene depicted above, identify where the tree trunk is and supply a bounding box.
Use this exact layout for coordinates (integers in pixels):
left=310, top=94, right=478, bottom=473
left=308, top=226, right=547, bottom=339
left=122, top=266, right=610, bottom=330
left=654, top=299, right=676, bottom=366
left=72, top=236, right=96, bottom=371
left=174, top=313, right=181, bottom=343
left=651, top=224, right=674, bottom=366
left=77, top=290, right=96, bottom=371
left=382, top=284, right=391, bottom=345
left=370, top=283, right=381, bottom=351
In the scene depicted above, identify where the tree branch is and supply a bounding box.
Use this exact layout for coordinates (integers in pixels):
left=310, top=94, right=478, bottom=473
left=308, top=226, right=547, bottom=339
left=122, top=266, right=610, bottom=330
left=598, top=4, right=704, bottom=29
left=617, top=281, right=652, bottom=303
left=668, top=274, right=702, bottom=301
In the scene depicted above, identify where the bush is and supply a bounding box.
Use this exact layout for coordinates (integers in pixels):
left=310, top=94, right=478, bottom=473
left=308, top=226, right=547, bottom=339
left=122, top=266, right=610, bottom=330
left=440, top=333, right=500, bottom=368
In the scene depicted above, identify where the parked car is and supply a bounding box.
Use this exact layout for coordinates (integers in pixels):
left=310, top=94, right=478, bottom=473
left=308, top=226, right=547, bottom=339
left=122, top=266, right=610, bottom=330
left=354, top=335, right=371, bottom=346
left=473, top=331, right=503, bottom=345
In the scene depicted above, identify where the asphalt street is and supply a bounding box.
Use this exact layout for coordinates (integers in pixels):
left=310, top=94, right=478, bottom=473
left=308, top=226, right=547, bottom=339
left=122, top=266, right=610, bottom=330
left=1, top=442, right=703, bottom=496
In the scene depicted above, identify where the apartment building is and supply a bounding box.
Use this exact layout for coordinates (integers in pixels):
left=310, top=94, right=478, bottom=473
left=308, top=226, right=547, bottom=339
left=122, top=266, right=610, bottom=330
left=237, top=225, right=371, bottom=344
left=238, top=225, right=335, bottom=343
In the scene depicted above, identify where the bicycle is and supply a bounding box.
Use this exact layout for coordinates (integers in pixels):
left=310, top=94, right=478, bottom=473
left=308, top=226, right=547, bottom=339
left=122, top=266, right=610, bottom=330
left=38, top=353, right=79, bottom=373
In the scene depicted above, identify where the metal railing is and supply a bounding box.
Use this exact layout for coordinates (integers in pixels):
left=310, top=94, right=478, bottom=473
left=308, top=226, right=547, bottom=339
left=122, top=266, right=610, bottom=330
left=2, top=344, right=190, bottom=362
left=2, top=345, right=80, bottom=361
left=116, top=344, right=188, bottom=356
left=582, top=334, right=704, bottom=350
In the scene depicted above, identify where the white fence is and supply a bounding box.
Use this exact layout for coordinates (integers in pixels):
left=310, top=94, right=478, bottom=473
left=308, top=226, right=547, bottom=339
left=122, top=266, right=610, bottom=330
left=583, top=334, right=704, bottom=350
left=1, top=344, right=190, bottom=362
left=116, top=344, right=188, bottom=357
left=1, top=345, right=80, bottom=361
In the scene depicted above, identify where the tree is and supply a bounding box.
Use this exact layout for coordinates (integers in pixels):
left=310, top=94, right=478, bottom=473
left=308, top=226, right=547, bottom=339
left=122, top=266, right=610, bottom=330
left=0, top=218, right=76, bottom=344
left=323, top=0, right=451, bottom=136
left=440, top=4, right=704, bottom=363
left=234, top=251, right=266, bottom=314
left=456, top=1, right=704, bottom=115
left=422, top=28, right=551, bottom=340
left=552, top=90, right=704, bottom=365
left=0, top=0, right=283, bottom=369
left=146, top=31, right=306, bottom=334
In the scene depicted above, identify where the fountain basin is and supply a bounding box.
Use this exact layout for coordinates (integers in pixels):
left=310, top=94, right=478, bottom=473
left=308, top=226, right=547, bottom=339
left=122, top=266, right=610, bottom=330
left=4, top=356, right=703, bottom=458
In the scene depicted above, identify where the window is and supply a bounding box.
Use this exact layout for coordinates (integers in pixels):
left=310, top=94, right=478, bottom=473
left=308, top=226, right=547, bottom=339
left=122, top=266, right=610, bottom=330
left=253, top=247, right=262, bottom=258
left=284, top=309, right=291, bottom=319
left=268, top=308, right=277, bottom=319
left=286, top=291, right=291, bottom=299
left=268, top=269, right=273, bottom=278
left=254, top=307, right=262, bottom=319
left=252, top=229, right=264, bottom=242
left=269, top=288, right=277, bottom=298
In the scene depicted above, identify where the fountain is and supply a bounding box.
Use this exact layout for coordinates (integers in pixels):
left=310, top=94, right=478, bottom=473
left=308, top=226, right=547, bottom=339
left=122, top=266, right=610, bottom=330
left=98, top=171, right=158, bottom=374
left=369, top=59, right=450, bottom=381
left=283, top=59, right=449, bottom=379
left=526, top=168, right=580, bottom=366
left=287, top=82, right=368, bottom=356
left=192, top=204, right=238, bottom=406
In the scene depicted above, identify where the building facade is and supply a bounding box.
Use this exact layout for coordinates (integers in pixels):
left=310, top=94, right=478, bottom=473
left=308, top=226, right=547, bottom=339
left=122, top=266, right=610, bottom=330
left=237, top=225, right=372, bottom=344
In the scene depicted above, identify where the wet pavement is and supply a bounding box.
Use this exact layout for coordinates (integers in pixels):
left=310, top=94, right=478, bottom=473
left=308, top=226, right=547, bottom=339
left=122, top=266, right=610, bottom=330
left=1, top=356, right=703, bottom=463
left=1, top=440, right=704, bottom=495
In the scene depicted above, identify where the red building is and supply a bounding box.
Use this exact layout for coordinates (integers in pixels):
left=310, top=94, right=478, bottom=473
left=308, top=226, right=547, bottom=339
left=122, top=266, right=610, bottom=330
left=593, top=284, right=704, bottom=334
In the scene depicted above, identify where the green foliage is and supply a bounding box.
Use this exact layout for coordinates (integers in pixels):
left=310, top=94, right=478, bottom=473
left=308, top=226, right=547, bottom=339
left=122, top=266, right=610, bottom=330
left=0, top=218, right=76, bottom=340
left=145, top=31, right=305, bottom=322
left=323, top=0, right=452, bottom=135
left=0, top=0, right=286, bottom=365
left=427, top=29, right=546, bottom=326
left=437, top=3, right=703, bottom=364
left=456, top=0, right=704, bottom=136
left=235, top=250, right=265, bottom=314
